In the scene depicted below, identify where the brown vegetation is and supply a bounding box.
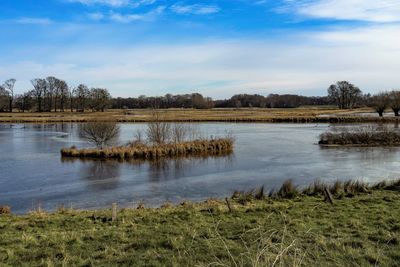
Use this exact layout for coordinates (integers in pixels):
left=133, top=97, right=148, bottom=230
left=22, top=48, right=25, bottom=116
left=61, top=138, right=234, bottom=160
left=0, top=205, right=11, bottom=215
left=319, top=126, right=400, bottom=146
left=0, top=107, right=391, bottom=123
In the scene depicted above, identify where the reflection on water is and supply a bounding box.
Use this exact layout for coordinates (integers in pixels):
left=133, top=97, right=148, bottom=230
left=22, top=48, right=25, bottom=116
left=2, top=122, right=400, bottom=213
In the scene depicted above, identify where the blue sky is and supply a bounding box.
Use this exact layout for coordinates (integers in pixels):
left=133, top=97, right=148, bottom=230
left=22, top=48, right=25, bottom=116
left=1, top=0, right=400, bottom=98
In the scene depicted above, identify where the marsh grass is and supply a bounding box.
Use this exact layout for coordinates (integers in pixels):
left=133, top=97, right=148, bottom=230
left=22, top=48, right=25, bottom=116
left=232, top=178, right=399, bottom=203
left=0, top=107, right=392, bottom=123
left=319, top=125, right=400, bottom=146
left=61, top=138, right=234, bottom=160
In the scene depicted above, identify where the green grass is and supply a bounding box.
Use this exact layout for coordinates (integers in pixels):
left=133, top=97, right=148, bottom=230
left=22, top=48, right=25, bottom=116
left=1, top=189, right=400, bottom=266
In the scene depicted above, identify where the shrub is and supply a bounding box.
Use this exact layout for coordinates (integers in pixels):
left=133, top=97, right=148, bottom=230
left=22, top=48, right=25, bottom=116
left=80, top=122, right=120, bottom=148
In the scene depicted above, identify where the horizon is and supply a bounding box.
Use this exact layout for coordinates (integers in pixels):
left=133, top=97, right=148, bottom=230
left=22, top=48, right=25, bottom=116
left=1, top=0, right=400, bottom=98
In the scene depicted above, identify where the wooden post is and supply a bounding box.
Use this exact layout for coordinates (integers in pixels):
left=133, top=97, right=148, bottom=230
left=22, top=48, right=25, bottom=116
left=225, top=197, right=232, bottom=213
left=112, top=203, right=117, bottom=221
left=324, top=188, right=334, bottom=205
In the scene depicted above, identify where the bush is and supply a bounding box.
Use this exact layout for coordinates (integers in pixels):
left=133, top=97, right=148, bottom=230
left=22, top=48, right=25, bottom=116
left=80, top=122, right=120, bottom=148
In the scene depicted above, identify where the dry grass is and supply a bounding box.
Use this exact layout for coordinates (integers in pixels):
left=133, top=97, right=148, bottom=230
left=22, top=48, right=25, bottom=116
left=0, top=107, right=388, bottom=123
left=0, top=205, right=11, bottom=215
left=61, top=138, right=234, bottom=160
left=232, top=178, right=399, bottom=202
left=319, top=126, right=400, bottom=146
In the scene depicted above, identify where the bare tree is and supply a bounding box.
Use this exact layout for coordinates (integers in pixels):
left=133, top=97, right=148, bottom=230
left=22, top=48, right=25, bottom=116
left=146, top=112, right=171, bottom=144
left=389, top=90, right=400, bottom=116
left=328, top=81, right=362, bottom=109
left=89, top=88, right=111, bottom=112
left=74, top=84, right=90, bottom=112
left=172, top=123, right=189, bottom=143
left=46, top=76, right=58, bottom=112
left=370, top=92, right=390, bottom=117
left=80, top=122, right=120, bottom=148
left=31, top=79, right=47, bottom=112
left=0, top=85, right=8, bottom=112
left=3, top=79, right=16, bottom=112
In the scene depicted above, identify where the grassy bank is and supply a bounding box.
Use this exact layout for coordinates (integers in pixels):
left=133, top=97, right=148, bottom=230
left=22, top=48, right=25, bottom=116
left=0, top=107, right=394, bottom=123
left=61, top=138, right=234, bottom=159
left=1, top=180, right=400, bottom=266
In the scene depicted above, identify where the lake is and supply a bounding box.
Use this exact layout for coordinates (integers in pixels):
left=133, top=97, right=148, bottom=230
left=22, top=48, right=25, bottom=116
left=1, top=123, right=400, bottom=213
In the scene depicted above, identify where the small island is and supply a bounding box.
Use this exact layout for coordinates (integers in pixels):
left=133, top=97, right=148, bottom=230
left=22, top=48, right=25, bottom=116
left=61, top=118, right=234, bottom=160
left=319, top=126, right=400, bottom=147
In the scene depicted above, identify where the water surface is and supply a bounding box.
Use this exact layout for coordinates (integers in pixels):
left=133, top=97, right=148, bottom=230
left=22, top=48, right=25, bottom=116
left=1, top=123, right=399, bottom=213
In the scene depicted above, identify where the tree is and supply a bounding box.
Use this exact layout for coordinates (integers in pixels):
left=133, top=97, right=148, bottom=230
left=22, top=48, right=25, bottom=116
left=389, top=90, right=400, bottom=116
left=0, top=86, right=8, bottom=112
left=370, top=92, right=390, bottom=117
left=80, top=122, right=120, bottom=148
left=14, top=92, right=33, bottom=112
left=31, top=79, right=47, bottom=112
left=328, top=81, right=362, bottom=109
left=89, top=88, right=111, bottom=112
left=58, top=80, right=69, bottom=112
left=146, top=111, right=171, bottom=144
left=46, top=76, right=58, bottom=112
left=3, top=79, right=16, bottom=112
left=74, top=84, right=90, bottom=112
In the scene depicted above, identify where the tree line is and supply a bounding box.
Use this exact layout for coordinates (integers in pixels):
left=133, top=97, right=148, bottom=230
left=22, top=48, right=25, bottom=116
left=0, top=77, right=111, bottom=112
left=1, top=78, right=399, bottom=114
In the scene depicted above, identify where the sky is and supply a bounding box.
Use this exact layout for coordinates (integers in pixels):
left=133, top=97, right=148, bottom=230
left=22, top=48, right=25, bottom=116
left=1, top=0, right=400, bottom=98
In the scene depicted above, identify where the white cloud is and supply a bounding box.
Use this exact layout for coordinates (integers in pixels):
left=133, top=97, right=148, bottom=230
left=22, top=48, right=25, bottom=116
left=87, top=12, right=105, bottom=20
left=171, top=4, right=220, bottom=15
left=15, top=17, right=52, bottom=25
left=2, top=25, right=400, bottom=98
left=280, top=0, right=400, bottom=22
left=68, top=0, right=156, bottom=8
left=109, top=6, right=164, bottom=22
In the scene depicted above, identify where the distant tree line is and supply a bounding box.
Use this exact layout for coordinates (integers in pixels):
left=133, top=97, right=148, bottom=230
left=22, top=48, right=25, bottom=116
left=1, top=78, right=400, bottom=115
left=113, top=93, right=334, bottom=109
left=112, top=93, right=214, bottom=109
left=0, top=77, right=111, bottom=112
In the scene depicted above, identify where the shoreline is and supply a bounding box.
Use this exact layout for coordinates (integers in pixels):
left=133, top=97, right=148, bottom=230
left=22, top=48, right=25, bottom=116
left=1, top=180, right=399, bottom=266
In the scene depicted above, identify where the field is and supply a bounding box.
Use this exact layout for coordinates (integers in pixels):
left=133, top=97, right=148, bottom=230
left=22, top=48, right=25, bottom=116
left=1, top=187, right=400, bottom=266
left=0, top=107, right=388, bottom=123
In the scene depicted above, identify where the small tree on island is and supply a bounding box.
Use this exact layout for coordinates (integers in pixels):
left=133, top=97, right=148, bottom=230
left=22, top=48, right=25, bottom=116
left=80, top=122, right=120, bottom=148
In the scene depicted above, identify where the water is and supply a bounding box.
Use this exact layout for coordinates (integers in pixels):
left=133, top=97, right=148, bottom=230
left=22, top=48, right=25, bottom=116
left=1, top=123, right=400, bottom=214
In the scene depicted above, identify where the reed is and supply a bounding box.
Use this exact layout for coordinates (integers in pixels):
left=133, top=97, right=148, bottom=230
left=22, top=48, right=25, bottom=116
left=61, top=138, right=234, bottom=160
left=319, top=125, right=400, bottom=146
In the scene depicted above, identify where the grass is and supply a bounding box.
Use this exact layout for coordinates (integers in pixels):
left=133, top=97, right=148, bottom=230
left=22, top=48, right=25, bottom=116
left=61, top=138, right=234, bottom=160
left=0, top=107, right=393, bottom=123
left=1, top=179, right=400, bottom=266
left=319, top=126, right=400, bottom=146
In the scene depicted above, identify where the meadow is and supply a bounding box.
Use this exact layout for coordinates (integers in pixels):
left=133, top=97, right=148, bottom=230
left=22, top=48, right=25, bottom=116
left=0, top=107, right=387, bottom=123
left=1, top=179, right=399, bottom=266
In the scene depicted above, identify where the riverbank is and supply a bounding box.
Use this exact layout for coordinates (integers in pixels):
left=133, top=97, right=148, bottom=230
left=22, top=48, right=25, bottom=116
left=1, top=180, right=399, bottom=266
left=1, top=107, right=397, bottom=123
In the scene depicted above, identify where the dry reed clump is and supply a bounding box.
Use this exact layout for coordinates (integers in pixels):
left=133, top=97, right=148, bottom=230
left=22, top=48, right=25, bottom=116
left=319, top=125, right=400, bottom=146
left=231, top=178, right=400, bottom=204
left=0, top=205, right=11, bottom=215
left=61, top=138, right=234, bottom=160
